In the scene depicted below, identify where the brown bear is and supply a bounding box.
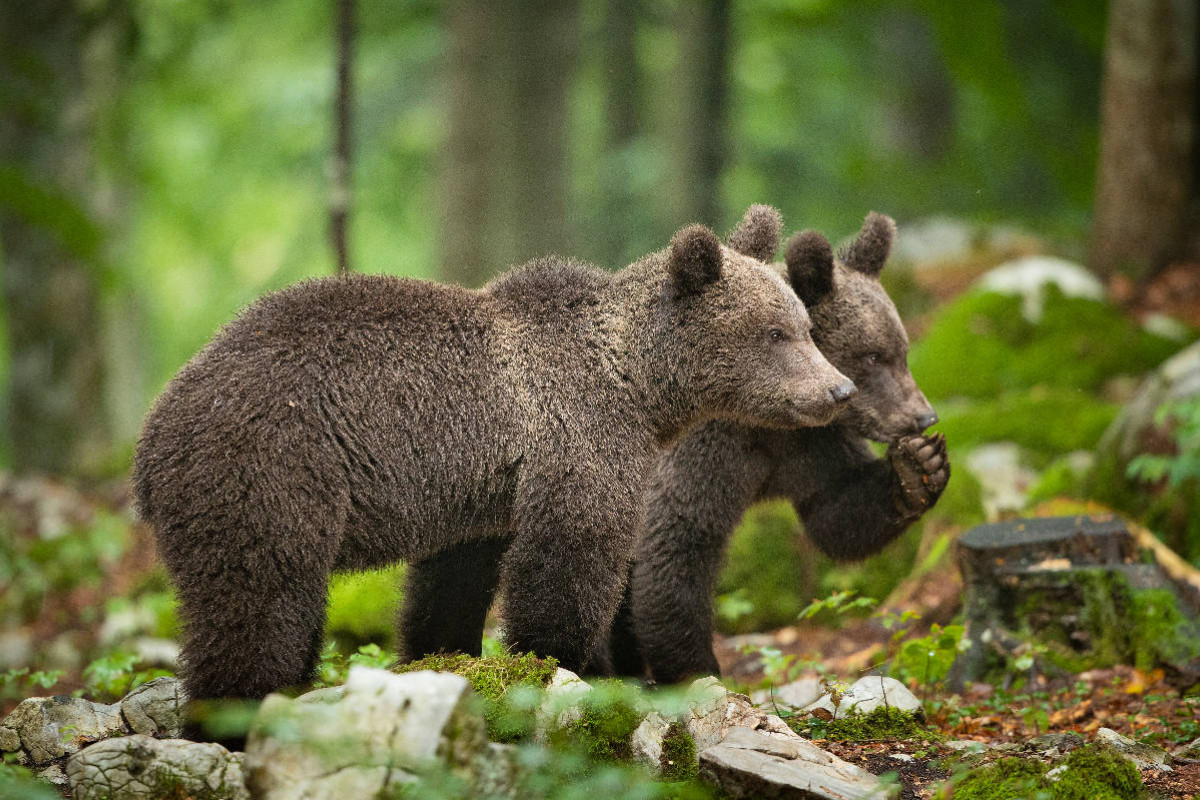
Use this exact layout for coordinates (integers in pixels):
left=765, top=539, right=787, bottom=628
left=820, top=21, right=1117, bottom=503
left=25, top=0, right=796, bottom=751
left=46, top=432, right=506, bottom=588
left=131, top=206, right=857, bottom=712
left=603, top=212, right=951, bottom=682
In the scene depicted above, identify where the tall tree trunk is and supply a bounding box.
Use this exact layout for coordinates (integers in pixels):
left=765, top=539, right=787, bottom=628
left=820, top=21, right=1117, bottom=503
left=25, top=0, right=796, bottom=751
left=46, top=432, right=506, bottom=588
left=676, top=0, right=730, bottom=229
left=439, top=0, right=503, bottom=286
left=0, top=1, right=130, bottom=475
left=503, top=0, right=582, bottom=265
left=598, top=0, right=641, bottom=266
left=331, top=0, right=355, bottom=275
left=1091, top=0, right=1197, bottom=284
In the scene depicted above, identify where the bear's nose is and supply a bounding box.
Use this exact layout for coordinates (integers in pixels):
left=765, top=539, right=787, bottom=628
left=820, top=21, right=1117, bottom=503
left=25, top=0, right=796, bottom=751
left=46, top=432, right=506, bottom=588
left=915, top=410, right=939, bottom=430
left=829, top=381, right=857, bottom=404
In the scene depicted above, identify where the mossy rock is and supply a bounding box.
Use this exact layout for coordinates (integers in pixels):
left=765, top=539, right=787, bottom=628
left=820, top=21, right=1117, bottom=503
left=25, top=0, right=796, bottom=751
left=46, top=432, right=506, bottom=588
left=660, top=722, right=698, bottom=781
left=394, top=652, right=557, bottom=743
left=552, top=679, right=645, bottom=763
left=951, top=745, right=1144, bottom=800
left=908, top=287, right=1186, bottom=402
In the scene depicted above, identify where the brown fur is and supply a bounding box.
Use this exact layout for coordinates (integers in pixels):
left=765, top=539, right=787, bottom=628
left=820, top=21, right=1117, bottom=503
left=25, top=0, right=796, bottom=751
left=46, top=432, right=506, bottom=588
left=601, top=212, right=950, bottom=682
left=131, top=207, right=855, bottom=715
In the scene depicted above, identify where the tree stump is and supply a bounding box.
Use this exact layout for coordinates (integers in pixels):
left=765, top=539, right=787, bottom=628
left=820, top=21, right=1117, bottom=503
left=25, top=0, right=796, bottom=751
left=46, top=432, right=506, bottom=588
left=954, top=515, right=1200, bottom=684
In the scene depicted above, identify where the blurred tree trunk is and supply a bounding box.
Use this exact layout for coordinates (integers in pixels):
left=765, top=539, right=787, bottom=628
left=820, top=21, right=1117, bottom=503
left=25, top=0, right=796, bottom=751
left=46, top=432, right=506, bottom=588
left=439, top=0, right=580, bottom=283
left=875, top=10, right=955, bottom=162
left=439, top=0, right=500, bottom=286
left=675, top=0, right=730, bottom=229
left=598, top=0, right=641, bottom=266
left=1091, top=0, right=1197, bottom=285
left=503, top=0, right=581, bottom=265
left=331, top=0, right=355, bottom=275
left=0, top=1, right=132, bottom=475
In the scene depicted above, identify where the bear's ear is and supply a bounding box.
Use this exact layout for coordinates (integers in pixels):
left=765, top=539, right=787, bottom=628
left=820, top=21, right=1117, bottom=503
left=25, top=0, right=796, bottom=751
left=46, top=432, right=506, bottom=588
left=724, top=204, right=782, bottom=262
left=668, top=224, right=723, bottom=297
left=785, top=230, right=835, bottom=307
left=839, top=211, right=895, bottom=277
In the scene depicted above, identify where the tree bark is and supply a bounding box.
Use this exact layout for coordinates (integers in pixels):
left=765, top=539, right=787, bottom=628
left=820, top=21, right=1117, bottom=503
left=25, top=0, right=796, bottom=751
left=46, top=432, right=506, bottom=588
left=675, top=0, right=731, bottom=229
left=331, top=0, right=355, bottom=275
left=1091, top=0, right=1198, bottom=284
left=439, top=0, right=503, bottom=286
left=0, top=0, right=131, bottom=475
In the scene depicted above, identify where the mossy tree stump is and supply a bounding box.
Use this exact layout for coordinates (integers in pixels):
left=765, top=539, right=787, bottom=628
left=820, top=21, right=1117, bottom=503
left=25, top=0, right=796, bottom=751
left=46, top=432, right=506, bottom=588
left=955, top=515, right=1200, bottom=683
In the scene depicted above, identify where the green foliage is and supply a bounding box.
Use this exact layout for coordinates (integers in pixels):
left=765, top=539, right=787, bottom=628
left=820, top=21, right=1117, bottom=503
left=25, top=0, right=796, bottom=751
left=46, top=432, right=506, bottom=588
left=325, top=566, right=405, bottom=649
left=799, top=589, right=879, bottom=622
left=893, top=623, right=966, bottom=687
left=1127, top=397, right=1200, bottom=488
left=659, top=723, right=697, bottom=782
left=716, top=500, right=807, bottom=634
left=909, top=289, right=1184, bottom=402
left=933, top=391, right=1118, bottom=464
left=949, top=746, right=1144, bottom=800
left=0, top=756, right=60, bottom=800
left=81, top=651, right=172, bottom=701
left=395, top=652, right=558, bottom=743
left=0, top=668, right=66, bottom=701
left=557, top=680, right=645, bottom=763
left=315, top=642, right=399, bottom=687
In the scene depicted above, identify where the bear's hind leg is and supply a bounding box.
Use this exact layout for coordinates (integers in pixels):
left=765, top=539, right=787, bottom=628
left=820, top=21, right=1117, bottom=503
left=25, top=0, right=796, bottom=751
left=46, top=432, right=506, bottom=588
left=397, top=537, right=508, bottom=662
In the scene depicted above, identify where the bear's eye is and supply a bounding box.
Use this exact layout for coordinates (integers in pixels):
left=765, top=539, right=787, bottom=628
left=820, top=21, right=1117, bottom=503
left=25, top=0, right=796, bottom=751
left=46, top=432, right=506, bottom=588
left=864, top=352, right=882, bottom=365
left=768, top=329, right=786, bottom=343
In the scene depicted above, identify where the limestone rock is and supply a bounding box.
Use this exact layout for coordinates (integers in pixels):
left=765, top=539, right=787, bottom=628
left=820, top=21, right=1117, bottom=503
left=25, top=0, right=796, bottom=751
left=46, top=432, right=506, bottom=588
left=0, top=725, right=20, bottom=753
left=799, top=675, right=922, bottom=721
left=65, top=734, right=248, bottom=800
left=537, top=667, right=592, bottom=731
left=977, top=256, right=1104, bottom=323
left=685, top=677, right=798, bottom=753
left=244, top=666, right=488, bottom=800
left=699, top=727, right=888, bottom=800
left=1097, top=727, right=1173, bottom=771
left=37, top=764, right=67, bottom=788
left=631, top=711, right=672, bottom=774
left=1, top=695, right=126, bottom=765
left=752, top=677, right=824, bottom=710
left=121, top=676, right=184, bottom=737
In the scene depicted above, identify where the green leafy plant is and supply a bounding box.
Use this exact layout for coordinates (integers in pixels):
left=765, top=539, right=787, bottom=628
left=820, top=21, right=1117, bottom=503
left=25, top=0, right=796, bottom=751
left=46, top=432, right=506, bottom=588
left=799, top=590, right=878, bottom=623
left=1127, top=397, right=1200, bottom=488
left=81, top=652, right=171, bottom=701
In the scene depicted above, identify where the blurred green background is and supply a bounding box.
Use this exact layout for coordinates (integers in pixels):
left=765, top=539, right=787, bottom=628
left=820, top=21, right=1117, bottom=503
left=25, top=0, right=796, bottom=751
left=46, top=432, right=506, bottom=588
left=3, top=0, right=1200, bottom=694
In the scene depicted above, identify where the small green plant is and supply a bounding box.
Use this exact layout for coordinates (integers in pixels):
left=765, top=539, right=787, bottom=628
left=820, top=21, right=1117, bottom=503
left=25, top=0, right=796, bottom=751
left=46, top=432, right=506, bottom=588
left=1127, top=397, right=1200, bottom=488
left=893, top=623, right=966, bottom=688
left=799, top=590, right=878, bottom=623
left=81, top=652, right=171, bottom=701
left=314, top=641, right=398, bottom=687
left=0, top=753, right=60, bottom=800
left=0, top=668, right=66, bottom=700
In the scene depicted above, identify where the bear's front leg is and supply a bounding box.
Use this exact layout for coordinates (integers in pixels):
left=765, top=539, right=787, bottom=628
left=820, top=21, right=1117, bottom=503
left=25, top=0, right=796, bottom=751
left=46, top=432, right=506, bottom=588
left=889, top=432, right=950, bottom=518
left=499, top=463, right=642, bottom=673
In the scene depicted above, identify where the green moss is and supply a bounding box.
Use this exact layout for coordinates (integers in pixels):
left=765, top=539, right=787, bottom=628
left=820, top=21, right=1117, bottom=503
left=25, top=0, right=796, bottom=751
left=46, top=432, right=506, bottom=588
left=951, top=756, right=1048, bottom=800
left=1006, top=568, right=1200, bottom=675
left=559, top=680, right=645, bottom=762
left=395, top=652, right=557, bottom=742
left=326, top=566, right=405, bottom=649
left=660, top=722, right=698, bottom=781
left=818, top=706, right=942, bottom=743
left=932, top=390, right=1119, bottom=464
left=909, top=288, right=1186, bottom=402
left=950, top=746, right=1145, bottom=800
left=1053, top=745, right=1143, bottom=800
left=717, top=500, right=807, bottom=633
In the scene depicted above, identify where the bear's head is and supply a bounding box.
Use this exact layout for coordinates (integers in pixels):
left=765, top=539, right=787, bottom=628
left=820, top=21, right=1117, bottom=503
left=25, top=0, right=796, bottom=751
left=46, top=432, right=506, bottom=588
left=781, top=212, right=937, bottom=442
left=661, top=205, right=857, bottom=431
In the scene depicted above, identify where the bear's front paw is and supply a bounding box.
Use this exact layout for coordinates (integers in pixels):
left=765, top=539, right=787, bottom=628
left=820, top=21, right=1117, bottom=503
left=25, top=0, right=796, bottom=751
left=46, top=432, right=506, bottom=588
left=889, top=433, right=950, bottom=517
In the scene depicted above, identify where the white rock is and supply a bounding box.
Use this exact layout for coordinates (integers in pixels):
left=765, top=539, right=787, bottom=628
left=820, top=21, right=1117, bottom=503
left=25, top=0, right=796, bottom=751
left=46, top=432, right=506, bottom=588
left=685, top=677, right=799, bottom=753
left=890, top=216, right=975, bottom=267
left=1097, top=727, right=1173, bottom=771
left=752, top=677, right=824, bottom=710
left=66, top=735, right=248, bottom=800
left=132, top=637, right=180, bottom=668
left=889, top=752, right=914, bottom=762
left=699, top=727, right=889, bottom=800
left=964, top=442, right=1038, bottom=520
left=977, top=256, right=1104, bottom=322
left=799, top=675, right=923, bottom=721
left=1, top=695, right=126, bottom=765
left=121, top=676, right=184, bottom=737
left=631, top=711, right=673, bottom=774
left=536, top=667, right=592, bottom=731
left=244, top=667, right=487, bottom=800
left=37, top=764, right=67, bottom=787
